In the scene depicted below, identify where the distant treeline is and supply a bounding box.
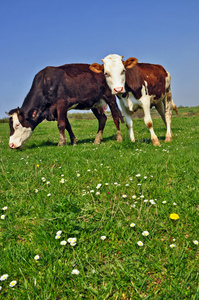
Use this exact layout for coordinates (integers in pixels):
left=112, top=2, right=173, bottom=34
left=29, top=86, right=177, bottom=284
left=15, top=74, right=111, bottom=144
left=0, top=106, right=198, bottom=123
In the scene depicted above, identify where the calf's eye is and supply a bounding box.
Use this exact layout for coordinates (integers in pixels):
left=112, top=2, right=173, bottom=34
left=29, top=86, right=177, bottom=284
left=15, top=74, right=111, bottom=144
left=16, top=123, right=20, bottom=128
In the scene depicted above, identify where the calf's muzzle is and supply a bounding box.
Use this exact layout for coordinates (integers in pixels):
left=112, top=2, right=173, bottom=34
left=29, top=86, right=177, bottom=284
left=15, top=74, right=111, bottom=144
left=114, top=87, right=124, bottom=94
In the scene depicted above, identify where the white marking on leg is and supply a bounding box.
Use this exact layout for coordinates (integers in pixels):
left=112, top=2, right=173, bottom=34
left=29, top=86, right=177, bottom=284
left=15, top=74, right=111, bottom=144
left=165, top=91, right=173, bottom=142
left=140, top=85, right=160, bottom=146
left=119, top=98, right=135, bottom=142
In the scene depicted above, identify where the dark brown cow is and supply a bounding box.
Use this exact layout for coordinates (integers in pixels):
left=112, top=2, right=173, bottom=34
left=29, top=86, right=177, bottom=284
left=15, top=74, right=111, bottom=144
left=90, top=54, right=178, bottom=146
left=8, top=63, right=124, bottom=149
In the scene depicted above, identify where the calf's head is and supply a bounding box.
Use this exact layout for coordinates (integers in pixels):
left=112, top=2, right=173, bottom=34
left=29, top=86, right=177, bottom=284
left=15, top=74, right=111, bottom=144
left=7, top=108, right=34, bottom=149
left=90, top=54, right=138, bottom=95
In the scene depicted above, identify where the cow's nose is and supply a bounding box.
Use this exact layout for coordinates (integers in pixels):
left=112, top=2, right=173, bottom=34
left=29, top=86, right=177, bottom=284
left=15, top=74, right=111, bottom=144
left=114, top=87, right=124, bottom=94
left=9, top=143, right=16, bottom=149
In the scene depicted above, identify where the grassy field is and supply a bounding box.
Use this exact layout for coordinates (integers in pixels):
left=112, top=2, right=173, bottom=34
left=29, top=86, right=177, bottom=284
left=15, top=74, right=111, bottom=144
left=0, top=107, right=199, bottom=299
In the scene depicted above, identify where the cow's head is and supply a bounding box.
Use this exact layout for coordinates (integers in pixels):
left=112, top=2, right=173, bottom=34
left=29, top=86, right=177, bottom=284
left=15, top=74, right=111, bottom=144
left=90, top=54, right=138, bottom=95
left=7, top=108, right=36, bottom=149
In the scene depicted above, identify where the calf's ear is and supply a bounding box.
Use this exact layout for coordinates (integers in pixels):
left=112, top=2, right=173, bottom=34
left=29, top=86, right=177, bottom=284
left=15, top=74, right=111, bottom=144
left=89, top=63, right=104, bottom=73
left=123, top=57, right=138, bottom=69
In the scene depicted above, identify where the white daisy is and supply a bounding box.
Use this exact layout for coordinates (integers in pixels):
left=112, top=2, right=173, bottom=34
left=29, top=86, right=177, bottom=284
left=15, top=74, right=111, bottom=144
left=71, top=269, right=79, bottom=275
left=193, top=240, right=199, bottom=245
left=9, top=280, right=17, bottom=288
left=96, top=184, right=102, bottom=189
left=34, top=255, right=40, bottom=260
left=142, top=231, right=149, bottom=236
left=0, top=274, right=9, bottom=281
left=60, top=240, right=67, bottom=245
left=137, top=241, right=143, bottom=246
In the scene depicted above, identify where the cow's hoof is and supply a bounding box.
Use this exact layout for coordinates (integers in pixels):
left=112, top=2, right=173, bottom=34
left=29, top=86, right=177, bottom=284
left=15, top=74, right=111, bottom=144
left=165, top=137, right=172, bottom=143
left=152, top=138, right=160, bottom=146
left=117, top=132, right=123, bottom=142
left=72, top=138, right=77, bottom=146
left=94, top=132, right=102, bottom=144
left=58, top=141, right=66, bottom=146
left=94, top=138, right=101, bottom=144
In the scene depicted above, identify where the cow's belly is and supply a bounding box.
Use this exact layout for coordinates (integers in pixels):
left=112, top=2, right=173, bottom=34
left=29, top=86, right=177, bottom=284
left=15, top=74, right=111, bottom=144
left=68, top=104, right=78, bottom=111
left=69, top=99, right=107, bottom=112
left=123, top=91, right=165, bottom=112
left=120, top=92, right=141, bottom=112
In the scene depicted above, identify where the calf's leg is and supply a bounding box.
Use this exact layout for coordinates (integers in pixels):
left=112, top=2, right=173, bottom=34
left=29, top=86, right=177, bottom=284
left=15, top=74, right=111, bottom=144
left=92, top=108, right=107, bottom=144
left=107, top=97, right=123, bottom=142
left=57, top=102, right=68, bottom=146
left=164, top=91, right=173, bottom=142
left=65, top=116, right=77, bottom=145
left=119, top=98, right=135, bottom=142
left=141, top=99, right=160, bottom=146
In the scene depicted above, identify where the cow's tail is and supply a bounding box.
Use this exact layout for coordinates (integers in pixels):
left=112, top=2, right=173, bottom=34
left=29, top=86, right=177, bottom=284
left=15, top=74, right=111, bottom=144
left=172, top=100, right=178, bottom=115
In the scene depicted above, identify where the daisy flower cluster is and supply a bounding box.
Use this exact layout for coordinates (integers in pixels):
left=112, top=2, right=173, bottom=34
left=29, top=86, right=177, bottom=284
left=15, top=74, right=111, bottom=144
left=0, top=274, right=17, bottom=290
left=1, top=206, right=8, bottom=220
left=55, top=231, right=77, bottom=247
left=130, top=223, right=149, bottom=246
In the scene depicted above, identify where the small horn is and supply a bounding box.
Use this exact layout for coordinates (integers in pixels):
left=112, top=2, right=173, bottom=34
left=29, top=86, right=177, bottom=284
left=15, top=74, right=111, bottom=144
left=5, top=112, right=11, bottom=116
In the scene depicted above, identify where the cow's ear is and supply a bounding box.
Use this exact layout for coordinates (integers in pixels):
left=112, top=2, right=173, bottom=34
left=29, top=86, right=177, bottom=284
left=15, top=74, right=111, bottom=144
left=123, top=57, right=138, bottom=69
left=89, top=63, right=104, bottom=73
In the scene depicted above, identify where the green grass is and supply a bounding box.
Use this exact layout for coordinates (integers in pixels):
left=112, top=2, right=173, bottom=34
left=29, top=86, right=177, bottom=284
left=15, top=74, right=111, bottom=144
left=0, top=108, right=199, bottom=299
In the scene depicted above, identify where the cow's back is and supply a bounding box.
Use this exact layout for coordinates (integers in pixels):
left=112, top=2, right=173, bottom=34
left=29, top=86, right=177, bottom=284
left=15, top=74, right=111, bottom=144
left=42, top=64, right=108, bottom=100
left=126, top=63, right=168, bottom=100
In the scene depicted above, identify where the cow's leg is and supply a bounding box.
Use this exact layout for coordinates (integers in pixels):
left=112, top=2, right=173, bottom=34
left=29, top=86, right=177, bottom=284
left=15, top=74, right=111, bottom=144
left=155, top=100, right=166, bottom=126
left=119, top=99, right=135, bottom=142
left=57, top=121, right=67, bottom=146
left=107, top=96, right=123, bottom=142
left=57, top=104, right=68, bottom=146
left=92, top=108, right=107, bottom=144
left=164, top=91, right=173, bottom=142
left=141, top=99, right=160, bottom=146
left=65, top=116, right=77, bottom=145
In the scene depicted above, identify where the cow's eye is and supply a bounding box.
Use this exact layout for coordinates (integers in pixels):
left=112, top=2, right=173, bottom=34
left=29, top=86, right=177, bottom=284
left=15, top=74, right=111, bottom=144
left=121, top=69, right=126, bottom=75
left=16, top=123, right=20, bottom=129
left=104, top=72, right=110, bottom=77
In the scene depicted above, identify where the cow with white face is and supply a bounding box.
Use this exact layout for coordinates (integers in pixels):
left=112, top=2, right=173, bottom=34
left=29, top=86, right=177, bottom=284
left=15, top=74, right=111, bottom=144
left=90, top=54, right=178, bottom=146
left=7, top=63, right=124, bottom=149
left=8, top=108, right=33, bottom=149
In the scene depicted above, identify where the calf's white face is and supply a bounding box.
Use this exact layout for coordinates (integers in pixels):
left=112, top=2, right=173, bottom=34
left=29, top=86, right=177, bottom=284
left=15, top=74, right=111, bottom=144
left=102, top=55, right=126, bottom=95
left=90, top=54, right=138, bottom=95
left=9, top=113, right=32, bottom=149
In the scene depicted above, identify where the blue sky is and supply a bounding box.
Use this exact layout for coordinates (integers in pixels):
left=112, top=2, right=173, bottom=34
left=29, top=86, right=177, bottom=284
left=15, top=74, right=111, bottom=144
left=0, top=0, right=198, bottom=118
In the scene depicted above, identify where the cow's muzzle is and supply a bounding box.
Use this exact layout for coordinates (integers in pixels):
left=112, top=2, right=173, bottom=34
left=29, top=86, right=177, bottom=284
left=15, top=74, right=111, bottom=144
left=9, top=143, right=21, bottom=149
left=114, top=87, right=124, bottom=94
